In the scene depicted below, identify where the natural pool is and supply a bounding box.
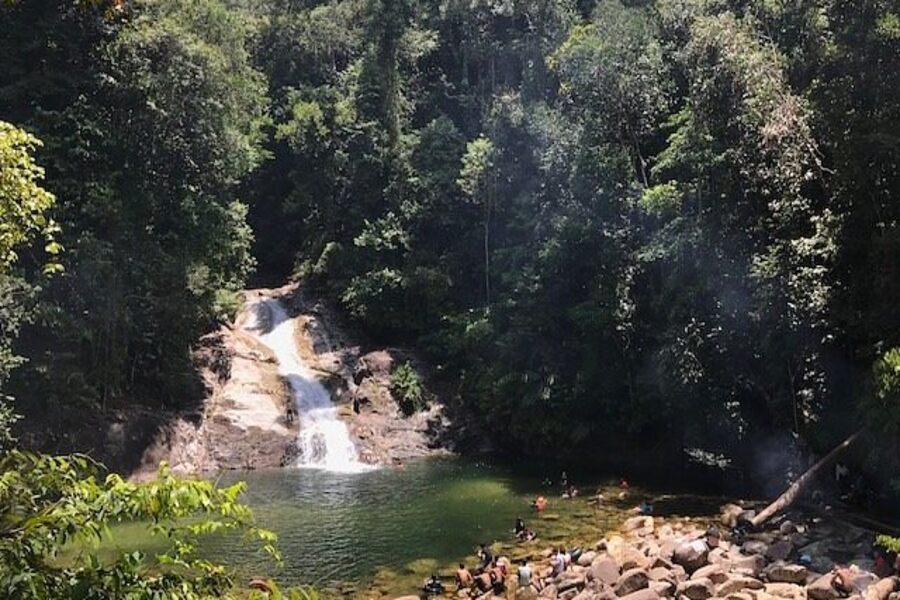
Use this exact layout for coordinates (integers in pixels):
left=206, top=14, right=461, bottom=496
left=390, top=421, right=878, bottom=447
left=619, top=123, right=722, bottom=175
left=90, top=457, right=723, bottom=597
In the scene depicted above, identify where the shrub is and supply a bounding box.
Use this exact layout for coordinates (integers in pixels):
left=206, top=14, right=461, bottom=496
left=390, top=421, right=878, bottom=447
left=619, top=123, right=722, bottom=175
left=390, top=361, right=426, bottom=415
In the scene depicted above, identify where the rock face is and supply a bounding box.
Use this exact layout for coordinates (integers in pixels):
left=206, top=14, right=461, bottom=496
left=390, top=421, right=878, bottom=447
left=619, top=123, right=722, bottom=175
left=132, top=284, right=452, bottom=477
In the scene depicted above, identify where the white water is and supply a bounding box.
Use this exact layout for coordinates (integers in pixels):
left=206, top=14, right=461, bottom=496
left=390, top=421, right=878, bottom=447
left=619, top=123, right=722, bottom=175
left=244, top=298, right=372, bottom=473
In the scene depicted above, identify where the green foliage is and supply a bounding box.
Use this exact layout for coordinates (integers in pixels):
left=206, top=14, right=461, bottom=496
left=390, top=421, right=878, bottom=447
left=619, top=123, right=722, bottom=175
left=0, top=451, right=279, bottom=599
left=390, top=361, right=426, bottom=415
left=0, top=122, right=60, bottom=274
left=865, top=348, right=900, bottom=436
left=875, top=535, right=900, bottom=554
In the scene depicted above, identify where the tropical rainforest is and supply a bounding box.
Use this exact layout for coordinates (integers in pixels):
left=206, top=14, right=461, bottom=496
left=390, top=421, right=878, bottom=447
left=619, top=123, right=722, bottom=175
left=1, top=0, right=899, bottom=595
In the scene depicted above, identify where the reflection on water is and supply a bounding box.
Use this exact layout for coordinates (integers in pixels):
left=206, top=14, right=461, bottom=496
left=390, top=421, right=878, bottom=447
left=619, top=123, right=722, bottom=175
left=203, top=458, right=618, bottom=590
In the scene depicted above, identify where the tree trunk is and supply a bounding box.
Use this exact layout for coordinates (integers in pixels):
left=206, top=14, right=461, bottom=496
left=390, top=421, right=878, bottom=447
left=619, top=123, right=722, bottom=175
left=750, top=430, right=862, bottom=528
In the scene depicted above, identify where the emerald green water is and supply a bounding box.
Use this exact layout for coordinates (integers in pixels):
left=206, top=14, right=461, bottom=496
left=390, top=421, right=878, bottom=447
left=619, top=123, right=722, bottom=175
left=88, top=458, right=720, bottom=596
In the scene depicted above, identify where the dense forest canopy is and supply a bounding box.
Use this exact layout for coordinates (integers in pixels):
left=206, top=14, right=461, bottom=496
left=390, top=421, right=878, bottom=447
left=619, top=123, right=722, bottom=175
left=1, top=0, right=899, bottom=493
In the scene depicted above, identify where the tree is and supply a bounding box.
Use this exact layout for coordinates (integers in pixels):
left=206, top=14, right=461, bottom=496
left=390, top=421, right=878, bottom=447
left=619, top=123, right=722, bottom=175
left=457, top=136, right=495, bottom=308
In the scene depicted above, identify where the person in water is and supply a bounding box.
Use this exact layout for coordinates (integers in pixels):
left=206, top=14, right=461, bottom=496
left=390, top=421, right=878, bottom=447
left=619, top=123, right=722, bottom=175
left=456, top=563, right=475, bottom=590
left=532, top=495, right=548, bottom=514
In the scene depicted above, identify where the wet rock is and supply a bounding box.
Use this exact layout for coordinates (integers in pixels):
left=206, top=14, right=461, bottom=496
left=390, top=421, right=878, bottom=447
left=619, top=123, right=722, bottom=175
left=673, top=540, right=710, bottom=573
left=716, top=575, right=765, bottom=596
left=676, top=578, right=715, bottom=600
left=616, top=569, right=651, bottom=596
left=592, top=557, right=621, bottom=587
left=763, top=582, right=807, bottom=600
left=765, top=564, right=808, bottom=585
left=692, top=564, right=726, bottom=584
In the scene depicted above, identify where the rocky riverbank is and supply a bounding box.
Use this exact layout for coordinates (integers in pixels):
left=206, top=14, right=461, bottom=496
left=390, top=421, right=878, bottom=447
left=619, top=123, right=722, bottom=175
left=398, top=503, right=896, bottom=600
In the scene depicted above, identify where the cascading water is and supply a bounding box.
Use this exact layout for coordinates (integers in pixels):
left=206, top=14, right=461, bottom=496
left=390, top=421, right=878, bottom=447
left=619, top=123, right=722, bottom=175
left=244, top=297, right=372, bottom=473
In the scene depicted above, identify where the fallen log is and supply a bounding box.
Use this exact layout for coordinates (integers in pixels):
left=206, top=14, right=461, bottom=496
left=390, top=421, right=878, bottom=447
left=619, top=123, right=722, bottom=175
left=751, top=430, right=863, bottom=528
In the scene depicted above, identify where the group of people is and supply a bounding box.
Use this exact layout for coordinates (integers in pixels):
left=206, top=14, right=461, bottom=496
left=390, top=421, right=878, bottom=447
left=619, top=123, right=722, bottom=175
left=452, top=545, right=510, bottom=596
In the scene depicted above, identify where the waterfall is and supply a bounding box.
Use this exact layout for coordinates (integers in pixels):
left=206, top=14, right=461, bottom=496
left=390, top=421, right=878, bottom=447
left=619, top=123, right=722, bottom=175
left=244, top=297, right=372, bottom=473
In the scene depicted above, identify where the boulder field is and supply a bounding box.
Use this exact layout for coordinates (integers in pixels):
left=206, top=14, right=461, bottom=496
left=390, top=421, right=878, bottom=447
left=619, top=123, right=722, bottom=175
left=417, top=506, right=898, bottom=600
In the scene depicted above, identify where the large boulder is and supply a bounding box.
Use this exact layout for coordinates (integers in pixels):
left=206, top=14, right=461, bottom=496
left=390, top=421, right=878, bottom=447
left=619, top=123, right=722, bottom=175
left=592, top=556, right=621, bottom=587
left=542, top=584, right=560, bottom=600
left=743, top=541, right=769, bottom=556
left=609, top=537, right=649, bottom=570
left=765, top=564, right=808, bottom=585
left=676, top=578, right=716, bottom=600
left=615, top=569, right=650, bottom=596
left=673, top=540, right=710, bottom=573
left=807, top=574, right=840, bottom=600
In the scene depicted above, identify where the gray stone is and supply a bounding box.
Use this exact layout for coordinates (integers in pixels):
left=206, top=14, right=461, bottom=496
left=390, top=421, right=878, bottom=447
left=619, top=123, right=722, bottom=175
left=673, top=540, right=709, bottom=573
left=615, top=569, right=650, bottom=596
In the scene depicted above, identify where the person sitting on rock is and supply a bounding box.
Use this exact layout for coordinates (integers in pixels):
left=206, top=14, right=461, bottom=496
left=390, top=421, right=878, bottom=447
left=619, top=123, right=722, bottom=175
left=518, top=559, right=536, bottom=591
left=515, top=517, right=526, bottom=537
left=456, top=563, right=475, bottom=590
left=550, top=548, right=566, bottom=577
left=423, top=574, right=444, bottom=596
left=489, top=561, right=506, bottom=594
left=475, top=571, right=493, bottom=593
left=478, top=543, right=494, bottom=570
